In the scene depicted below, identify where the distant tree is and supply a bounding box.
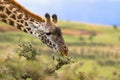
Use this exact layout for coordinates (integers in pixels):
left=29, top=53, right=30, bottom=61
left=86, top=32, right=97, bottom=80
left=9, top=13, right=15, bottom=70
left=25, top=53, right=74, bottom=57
left=113, top=25, right=117, bottom=30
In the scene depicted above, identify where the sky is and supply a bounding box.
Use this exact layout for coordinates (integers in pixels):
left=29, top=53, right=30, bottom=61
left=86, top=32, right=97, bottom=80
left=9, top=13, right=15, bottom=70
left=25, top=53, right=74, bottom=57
left=17, top=0, right=120, bottom=26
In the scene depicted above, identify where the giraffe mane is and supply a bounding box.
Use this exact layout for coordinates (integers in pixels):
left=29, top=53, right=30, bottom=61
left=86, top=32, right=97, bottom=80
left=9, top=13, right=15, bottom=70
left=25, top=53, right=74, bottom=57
left=8, top=0, right=45, bottom=22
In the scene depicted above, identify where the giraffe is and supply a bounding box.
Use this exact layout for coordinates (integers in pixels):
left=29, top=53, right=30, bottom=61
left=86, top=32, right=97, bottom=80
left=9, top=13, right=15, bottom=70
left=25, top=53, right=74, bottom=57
left=0, top=0, right=69, bottom=56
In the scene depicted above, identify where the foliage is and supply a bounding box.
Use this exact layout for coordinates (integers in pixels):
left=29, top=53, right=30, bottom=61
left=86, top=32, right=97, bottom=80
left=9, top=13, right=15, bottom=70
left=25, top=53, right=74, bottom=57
left=18, top=42, right=40, bottom=60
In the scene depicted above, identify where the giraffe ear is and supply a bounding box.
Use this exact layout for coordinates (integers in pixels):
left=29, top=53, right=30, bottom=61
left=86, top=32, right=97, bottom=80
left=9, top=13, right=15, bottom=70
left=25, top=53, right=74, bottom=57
left=52, top=14, right=57, bottom=23
left=45, top=13, right=51, bottom=24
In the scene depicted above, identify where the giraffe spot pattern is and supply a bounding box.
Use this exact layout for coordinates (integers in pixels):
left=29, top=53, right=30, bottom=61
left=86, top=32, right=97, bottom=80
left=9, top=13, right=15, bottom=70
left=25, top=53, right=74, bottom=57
left=23, top=29, right=27, bottom=33
left=8, top=19, right=14, bottom=26
left=17, top=23, right=23, bottom=30
left=13, top=10, right=17, bottom=14
left=41, top=36, right=45, bottom=43
left=53, top=44, right=56, bottom=47
left=46, top=39, right=49, bottom=43
left=25, top=22, right=28, bottom=26
left=30, top=31, right=33, bottom=34
left=20, top=20, right=24, bottom=23
left=1, top=19, right=7, bottom=23
left=0, top=13, right=7, bottom=18
left=0, top=5, right=4, bottom=11
left=17, top=14, right=22, bottom=19
left=38, top=35, right=41, bottom=37
left=5, top=8, right=11, bottom=15
left=10, top=14, right=16, bottom=19
left=17, top=20, right=20, bottom=22
left=26, top=28, right=31, bottom=31
left=47, top=41, right=53, bottom=48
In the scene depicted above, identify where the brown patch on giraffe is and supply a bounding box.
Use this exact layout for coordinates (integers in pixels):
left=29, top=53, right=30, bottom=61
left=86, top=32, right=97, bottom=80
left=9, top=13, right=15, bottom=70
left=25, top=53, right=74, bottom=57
left=23, top=21, right=26, bottom=26
left=17, top=20, right=20, bottom=22
left=0, top=5, right=4, bottom=11
left=30, top=31, right=33, bottom=34
left=53, top=44, right=56, bottom=47
left=0, top=14, right=7, bottom=18
left=38, top=34, right=41, bottom=37
left=8, top=19, right=14, bottom=26
left=23, top=29, right=27, bottom=33
left=46, top=39, right=49, bottom=43
left=10, top=14, right=16, bottom=19
left=26, top=27, right=31, bottom=31
left=20, top=20, right=24, bottom=23
left=48, top=41, right=52, bottom=46
left=13, top=10, right=17, bottom=14
left=47, top=41, right=53, bottom=48
left=44, top=35, right=47, bottom=39
left=24, top=22, right=28, bottom=26
left=17, top=23, right=23, bottom=30
left=5, top=8, right=12, bottom=15
left=41, top=36, right=46, bottom=43
left=1, top=19, right=7, bottom=23
left=17, top=14, right=22, bottom=19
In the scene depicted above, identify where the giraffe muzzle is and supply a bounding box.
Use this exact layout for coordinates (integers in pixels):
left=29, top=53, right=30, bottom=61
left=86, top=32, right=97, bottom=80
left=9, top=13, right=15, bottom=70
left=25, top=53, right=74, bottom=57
left=59, top=45, right=69, bottom=56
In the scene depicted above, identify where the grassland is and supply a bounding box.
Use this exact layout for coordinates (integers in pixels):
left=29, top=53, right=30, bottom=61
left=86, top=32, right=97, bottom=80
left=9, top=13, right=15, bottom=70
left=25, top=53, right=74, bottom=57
left=0, top=21, right=120, bottom=80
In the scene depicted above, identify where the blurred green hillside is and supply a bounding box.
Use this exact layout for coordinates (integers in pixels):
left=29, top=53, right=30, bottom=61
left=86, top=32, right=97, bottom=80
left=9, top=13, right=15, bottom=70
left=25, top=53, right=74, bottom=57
left=0, top=21, right=120, bottom=80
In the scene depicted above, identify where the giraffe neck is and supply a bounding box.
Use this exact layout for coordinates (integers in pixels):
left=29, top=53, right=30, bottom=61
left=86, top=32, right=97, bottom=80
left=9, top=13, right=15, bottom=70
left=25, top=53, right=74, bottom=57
left=0, top=0, right=44, bottom=33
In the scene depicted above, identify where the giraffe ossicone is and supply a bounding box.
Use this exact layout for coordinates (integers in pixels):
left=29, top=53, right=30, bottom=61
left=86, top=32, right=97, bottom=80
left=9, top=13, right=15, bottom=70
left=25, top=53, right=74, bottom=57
left=0, top=0, right=69, bottom=56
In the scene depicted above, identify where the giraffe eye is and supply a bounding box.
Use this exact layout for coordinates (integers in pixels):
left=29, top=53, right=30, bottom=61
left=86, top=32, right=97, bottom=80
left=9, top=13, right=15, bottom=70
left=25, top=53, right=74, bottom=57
left=46, top=32, right=52, bottom=35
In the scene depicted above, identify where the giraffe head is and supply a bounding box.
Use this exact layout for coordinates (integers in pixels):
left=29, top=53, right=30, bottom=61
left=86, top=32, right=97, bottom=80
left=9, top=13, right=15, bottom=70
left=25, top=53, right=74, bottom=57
left=28, top=13, right=69, bottom=56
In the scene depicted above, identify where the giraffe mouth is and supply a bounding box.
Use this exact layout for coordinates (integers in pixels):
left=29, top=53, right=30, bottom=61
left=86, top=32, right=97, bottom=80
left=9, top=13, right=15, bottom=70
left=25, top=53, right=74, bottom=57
left=58, top=45, right=69, bottom=56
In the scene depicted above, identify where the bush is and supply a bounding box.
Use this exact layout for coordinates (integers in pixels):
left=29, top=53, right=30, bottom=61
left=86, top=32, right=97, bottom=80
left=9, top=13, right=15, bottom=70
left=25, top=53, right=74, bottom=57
left=17, top=42, right=40, bottom=60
